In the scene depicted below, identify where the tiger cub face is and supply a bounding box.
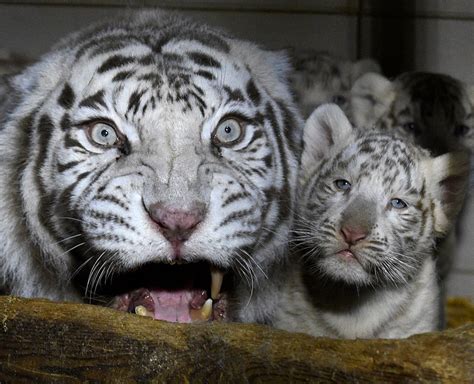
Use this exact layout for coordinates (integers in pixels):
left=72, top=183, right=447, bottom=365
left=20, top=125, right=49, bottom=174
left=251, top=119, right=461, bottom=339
left=0, top=12, right=302, bottom=324
left=297, top=104, right=468, bottom=287
left=350, top=71, right=474, bottom=155
left=291, top=51, right=380, bottom=118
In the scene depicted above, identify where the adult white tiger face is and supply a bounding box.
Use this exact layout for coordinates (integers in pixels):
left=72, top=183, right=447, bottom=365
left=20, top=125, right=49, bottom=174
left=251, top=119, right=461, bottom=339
left=297, top=105, right=468, bottom=287
left=1, top=12, right=302, bottom=323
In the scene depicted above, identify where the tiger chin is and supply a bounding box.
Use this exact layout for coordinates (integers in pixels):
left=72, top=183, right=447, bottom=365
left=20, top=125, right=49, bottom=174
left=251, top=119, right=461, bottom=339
left=274, top=104, right=469, bottom=339
left=0, top=11, right=303, bottom=325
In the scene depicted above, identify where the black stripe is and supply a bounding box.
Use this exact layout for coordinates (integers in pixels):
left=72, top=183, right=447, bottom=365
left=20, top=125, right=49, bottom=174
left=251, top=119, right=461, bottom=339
left=60, top=113, right=72, bottom=131
left=88, top=210, right=136, bottom=231
left=95, top=195, right=129, bottom=211
left=64, top=134, right=85, bottom=150
left=97, top=55, right=136, bottom=73
left=219, top=209, right=253, bottom=228
left=112, top=71, right=136, bottom=82
left=187, top=51, right=221, bottom=68
left=127, top=90, right=146, bottom=116
left=246, top=79, right=261, bottom=106
left=195, top=70, right=215, bottom=81
left=221, top=191, right=252, bottom=208
left=57, top=83, right=75, bottom=109
left=74, top=163, right=114, bottom=210
left=224, top=86, right=244, bottom=102
left=57, top=160, right=84, bottom=173
left=79, top=90, right=107, bottom=110
left=276, top=100, right=302, bottom=154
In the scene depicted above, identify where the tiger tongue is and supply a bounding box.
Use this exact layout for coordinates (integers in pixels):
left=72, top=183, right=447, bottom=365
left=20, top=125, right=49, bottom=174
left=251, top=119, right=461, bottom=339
left=148, top=289, right=204, bottom=323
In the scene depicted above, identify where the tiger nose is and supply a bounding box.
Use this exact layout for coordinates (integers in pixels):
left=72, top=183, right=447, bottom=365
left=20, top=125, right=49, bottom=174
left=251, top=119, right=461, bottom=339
left=148, top=203, right=204, bottom=243
left=340, top=225, right=367, bottom=245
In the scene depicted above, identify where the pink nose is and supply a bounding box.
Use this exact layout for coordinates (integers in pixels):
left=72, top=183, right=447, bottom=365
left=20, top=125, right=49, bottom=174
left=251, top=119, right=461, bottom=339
left=340, top=226, right=367, bottom=245
left=148, top=203, right=204, bottom=243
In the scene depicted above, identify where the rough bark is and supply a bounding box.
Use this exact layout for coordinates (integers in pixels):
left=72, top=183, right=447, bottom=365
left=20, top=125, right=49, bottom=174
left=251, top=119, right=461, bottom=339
left=0, top=296, right=473, bottom=383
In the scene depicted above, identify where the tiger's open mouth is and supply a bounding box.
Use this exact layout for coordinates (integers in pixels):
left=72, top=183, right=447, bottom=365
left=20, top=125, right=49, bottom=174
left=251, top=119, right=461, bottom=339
left=87, top=261, right=229, bottom=323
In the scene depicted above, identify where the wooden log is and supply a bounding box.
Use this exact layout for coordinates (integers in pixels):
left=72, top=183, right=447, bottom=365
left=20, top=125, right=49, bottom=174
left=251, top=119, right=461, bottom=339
left=0, top=296, right=473, bottom=383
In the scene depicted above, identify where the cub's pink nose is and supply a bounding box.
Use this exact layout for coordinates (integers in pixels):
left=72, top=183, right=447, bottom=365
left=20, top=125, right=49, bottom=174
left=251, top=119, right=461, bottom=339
left=340, top=226, right=367, bottom=245
left=148, top=203, right=204, bottom=243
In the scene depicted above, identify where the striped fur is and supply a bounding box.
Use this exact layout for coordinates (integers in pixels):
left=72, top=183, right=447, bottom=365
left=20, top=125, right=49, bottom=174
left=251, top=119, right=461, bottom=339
left=349, top=71, right=474, bottom=308
left=274, top=104, right=469, bottom=338
left=0, top=11, right=303, bottom=324
left=291, top=51, right=380, bottom=118
left=350, top=71, right=474, bottom=155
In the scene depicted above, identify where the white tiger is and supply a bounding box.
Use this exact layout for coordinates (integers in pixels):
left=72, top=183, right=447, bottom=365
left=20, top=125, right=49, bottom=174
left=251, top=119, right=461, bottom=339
left=0, top=11, right=303, bottom=324
left=349, top=71, right=474, bottom=155
left=347, top=71, right=474, bottom=319
left=291, top=51, right=381, bottom=118
left=274, top=104, right=469, bottom=338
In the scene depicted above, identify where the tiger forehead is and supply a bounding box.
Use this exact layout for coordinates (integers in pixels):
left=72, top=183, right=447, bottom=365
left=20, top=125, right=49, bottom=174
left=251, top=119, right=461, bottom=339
left=392, top=73, right=469, bottom=122
left=62, top=42, right=263, bottom=127
left=332, top=136, right=420, bottom=187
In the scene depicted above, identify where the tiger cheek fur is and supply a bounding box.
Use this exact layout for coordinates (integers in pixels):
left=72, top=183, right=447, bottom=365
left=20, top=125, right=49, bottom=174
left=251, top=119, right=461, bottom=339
left=0, top=11, right=303, bottom=324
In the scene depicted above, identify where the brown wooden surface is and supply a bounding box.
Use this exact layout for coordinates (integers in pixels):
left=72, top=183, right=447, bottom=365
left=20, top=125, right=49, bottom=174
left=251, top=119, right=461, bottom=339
left=0, top=295, right=473, bottom=383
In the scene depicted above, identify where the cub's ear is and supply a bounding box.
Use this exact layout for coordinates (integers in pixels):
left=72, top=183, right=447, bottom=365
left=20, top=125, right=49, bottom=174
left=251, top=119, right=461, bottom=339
left=301, top=103, right=354, bottom=173
left=424, top=151, right=470, bottom=236
left=350, top=58, right=381, bottom=83
left=350, top=72, right=394, bottom=129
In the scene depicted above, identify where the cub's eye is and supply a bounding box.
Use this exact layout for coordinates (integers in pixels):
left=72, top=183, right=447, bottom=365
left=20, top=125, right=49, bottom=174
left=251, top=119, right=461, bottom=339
left=212, top=118, right=244, bottom=146
left=332, top=95, right=347, bottom=105
left=402, top=122, right=420, bottom=136
left=334, top=179, right=351, bottom=191
left=390, top=198, right=407, bottom=209
left=88, top=122, right=120, bottom=147
left=454, top=124, right=470, bottom=137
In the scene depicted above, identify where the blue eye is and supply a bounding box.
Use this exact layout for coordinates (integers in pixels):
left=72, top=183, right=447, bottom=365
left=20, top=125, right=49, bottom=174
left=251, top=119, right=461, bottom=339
left=335, top=179, right=351, bottom=191
left=390, top=198, right=407, bottom=209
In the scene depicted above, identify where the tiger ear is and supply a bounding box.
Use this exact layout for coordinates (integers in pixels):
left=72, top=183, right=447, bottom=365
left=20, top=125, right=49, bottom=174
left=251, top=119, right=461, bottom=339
left=233, top=42, right=293, bottom=100
left=350, top=58, right=381, bottom=83
left=12, top=50, right=68, bottom=97
left=350, top=72, right=394, bottom=129
left=424, top=151, right=470, bottom=236
left=301, top=103, right=354, bottom=173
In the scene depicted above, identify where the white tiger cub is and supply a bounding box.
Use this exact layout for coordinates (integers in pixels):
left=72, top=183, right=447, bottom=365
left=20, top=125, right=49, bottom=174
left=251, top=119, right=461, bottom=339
left=274, top=104, right=469, bottom=338
left=291, top=51, right=381, bottom=118
left=347, top=71, right=474, bottom=320
left=0, top=11, right=303, bottom=324
left=349, top=71, right=474, bottom=155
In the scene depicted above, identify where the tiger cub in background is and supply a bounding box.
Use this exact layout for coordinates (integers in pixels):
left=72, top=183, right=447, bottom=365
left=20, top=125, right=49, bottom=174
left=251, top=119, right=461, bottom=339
left=274, top=104, right=469, bottom=339
left=291, top=51, right=380, bottom=118
left=349, top=71, right=474, bottom=155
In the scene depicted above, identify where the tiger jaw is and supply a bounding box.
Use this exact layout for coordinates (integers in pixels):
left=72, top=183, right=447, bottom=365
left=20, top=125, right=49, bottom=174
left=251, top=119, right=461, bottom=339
left=108, top=262, right=228, bottom=323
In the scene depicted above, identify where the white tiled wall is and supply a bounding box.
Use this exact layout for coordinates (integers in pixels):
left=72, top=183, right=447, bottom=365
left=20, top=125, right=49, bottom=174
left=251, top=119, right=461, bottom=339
left=0, top=1, right=472, bottom=299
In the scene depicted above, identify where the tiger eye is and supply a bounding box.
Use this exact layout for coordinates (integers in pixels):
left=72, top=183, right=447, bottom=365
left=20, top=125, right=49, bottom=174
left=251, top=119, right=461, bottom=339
left=334, top=179, right=351, bottom=191
left=88, top=122, right=120, bottom=147
left=212, top=118, right=244, bottom=146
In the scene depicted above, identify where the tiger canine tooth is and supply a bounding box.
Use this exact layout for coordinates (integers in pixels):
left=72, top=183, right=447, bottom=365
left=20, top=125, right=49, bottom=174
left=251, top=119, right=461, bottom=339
left=211, top=267, right=224, bottom=300
left=134, top=305, right=153, bottom=318
left=190, top=298, right=213, bottom=321
left=201, top=298, right=213, bottom=320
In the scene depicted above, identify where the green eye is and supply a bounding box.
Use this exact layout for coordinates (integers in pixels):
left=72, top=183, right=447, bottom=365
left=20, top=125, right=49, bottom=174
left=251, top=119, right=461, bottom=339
left=390, top=198, right=407, bottom=209
left=213, top=118, right=243, bottom=146
left=89, top=122, right=119, bottom=147
left=334, top=179, right=351, bottom=191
